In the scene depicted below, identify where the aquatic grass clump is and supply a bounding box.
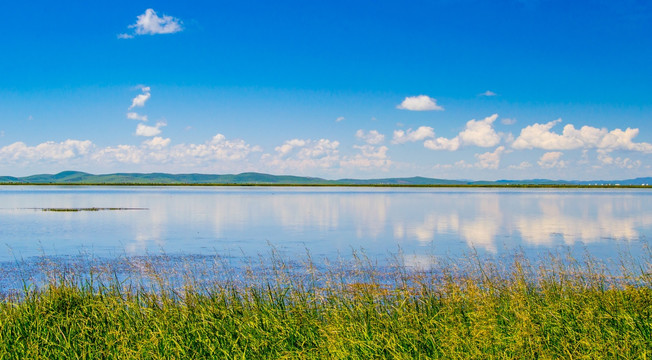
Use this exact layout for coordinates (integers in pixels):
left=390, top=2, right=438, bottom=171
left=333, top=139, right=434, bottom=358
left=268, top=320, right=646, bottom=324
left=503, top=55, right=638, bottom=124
left=38, top=207, right=147, bottom=212
left=0, top=249, right=650, bottom=359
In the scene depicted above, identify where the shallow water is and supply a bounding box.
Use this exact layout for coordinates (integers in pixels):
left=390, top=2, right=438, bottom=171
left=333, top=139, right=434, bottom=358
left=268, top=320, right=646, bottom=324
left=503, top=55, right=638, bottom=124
left=1, top=186, right=649, bottom=265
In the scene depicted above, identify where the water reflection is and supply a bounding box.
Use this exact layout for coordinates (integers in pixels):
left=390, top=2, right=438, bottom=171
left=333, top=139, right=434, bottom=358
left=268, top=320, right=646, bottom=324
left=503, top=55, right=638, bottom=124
left=515, top=194, right=652, bottom=246
left=0, top=187, right=649, bottom=262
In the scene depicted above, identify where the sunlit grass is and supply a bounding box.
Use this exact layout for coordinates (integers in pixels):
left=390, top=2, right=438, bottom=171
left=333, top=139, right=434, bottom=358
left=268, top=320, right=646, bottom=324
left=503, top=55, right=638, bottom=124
left=0, top=248, right=650, bottom=359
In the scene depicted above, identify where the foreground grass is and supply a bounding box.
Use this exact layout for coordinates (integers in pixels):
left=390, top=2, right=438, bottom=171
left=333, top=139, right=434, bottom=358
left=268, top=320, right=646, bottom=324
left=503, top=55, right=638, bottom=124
left=0, top=251, right=650, bottom=359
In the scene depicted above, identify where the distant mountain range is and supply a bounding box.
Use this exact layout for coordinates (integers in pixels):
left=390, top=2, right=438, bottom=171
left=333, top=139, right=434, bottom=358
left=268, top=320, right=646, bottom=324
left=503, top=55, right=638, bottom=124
left=0, top=171, right=651, bottom=186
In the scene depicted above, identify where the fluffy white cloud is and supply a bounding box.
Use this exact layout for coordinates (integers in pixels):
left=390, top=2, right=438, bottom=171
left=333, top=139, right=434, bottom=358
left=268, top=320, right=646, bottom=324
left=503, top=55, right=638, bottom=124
left=538, top=151, right=567, bottom=169
left=265, top=138, right=340, bottom=171
left=596, top=150, right=641, bottom=169
left=474, top=146, right=505, bottom=169
left=127, top=112, right=148, bottom=122
left=356, top=129, right=385, bottom=144
left=93, top=145, right=144, bottom=164
left=396, top=95, right=443, bottom=111
left=0, top=133, right=259, bottom=169
left=120, top=9, right=183, bottom=38
left=423, top=137, right=461, bottom=151
left=458, top=114, right=501, bottom=147
left=341, top=145, right=391, bottom=170
left=275, top=139, right=307, bottom=156
left=135, top=122, right=166, bottom=137
left=392, top=126, right=435, bottom=144
left=512, top=119, right=652, bottom=152
left=95, top=134, right=260, bottom=165
left=129, top=86, right=151, bottom=109
left=423, top=114, right=501, bottom=151
left=0, top=140, right=93, bottom=161
left=143, top=137, right=170, bottom=149
left=170, top=134, right=261, bottom=162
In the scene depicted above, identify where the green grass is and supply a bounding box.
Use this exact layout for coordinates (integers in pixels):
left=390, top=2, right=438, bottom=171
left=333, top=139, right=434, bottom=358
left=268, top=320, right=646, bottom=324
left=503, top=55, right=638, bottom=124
left=0, top=250, right=650, bottom=359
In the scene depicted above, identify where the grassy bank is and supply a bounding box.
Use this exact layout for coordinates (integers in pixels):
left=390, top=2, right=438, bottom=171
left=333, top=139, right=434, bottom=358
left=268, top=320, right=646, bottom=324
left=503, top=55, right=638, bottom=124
left=0, top=251, right=650, bottom=359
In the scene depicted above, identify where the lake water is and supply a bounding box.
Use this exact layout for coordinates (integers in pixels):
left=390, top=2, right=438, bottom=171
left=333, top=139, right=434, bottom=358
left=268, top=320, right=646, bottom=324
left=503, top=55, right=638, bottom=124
left=1, top=186, right=650, bottom=267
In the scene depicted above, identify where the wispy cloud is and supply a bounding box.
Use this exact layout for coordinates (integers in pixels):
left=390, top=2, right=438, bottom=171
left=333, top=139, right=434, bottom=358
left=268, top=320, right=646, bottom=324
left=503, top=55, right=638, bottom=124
left=265, top=138, right=340, bottom=172
left=336, top=116, right=345, bottom=122
left=129, top=86, right=151, bottom=109
left=135, top=122, right=166, bottom=137
left=392, top=126, right=435, bottom=144
left=127, top=112, right=148, bottom=122
left=356, top=129, right=385, bottom=145
left=509, top=161, right=532, bottom=170
left=119, top=9, right=183, bottom=39
left=479, top=90, right=497, bottom=97
left=396, top=95, right=443, bottom=111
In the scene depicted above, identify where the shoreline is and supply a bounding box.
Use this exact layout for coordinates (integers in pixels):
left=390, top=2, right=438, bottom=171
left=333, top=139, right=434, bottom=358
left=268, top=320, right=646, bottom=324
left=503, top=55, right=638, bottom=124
left=1, top=182, right=651, bottom=188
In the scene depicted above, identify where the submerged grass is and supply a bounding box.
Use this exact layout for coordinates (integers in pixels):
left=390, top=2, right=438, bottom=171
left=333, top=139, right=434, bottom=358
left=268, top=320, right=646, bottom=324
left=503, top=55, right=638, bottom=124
left=0, top=248, right=650, bottom=359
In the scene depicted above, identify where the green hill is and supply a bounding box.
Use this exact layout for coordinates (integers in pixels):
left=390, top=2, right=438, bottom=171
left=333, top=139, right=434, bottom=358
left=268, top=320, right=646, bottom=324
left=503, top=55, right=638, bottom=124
left=0, top=171, right=651, bottom=186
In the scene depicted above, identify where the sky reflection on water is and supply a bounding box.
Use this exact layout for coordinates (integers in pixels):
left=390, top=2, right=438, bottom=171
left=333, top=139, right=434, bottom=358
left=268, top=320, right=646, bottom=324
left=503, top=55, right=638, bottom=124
left=0, top=186, right=650, bottom=264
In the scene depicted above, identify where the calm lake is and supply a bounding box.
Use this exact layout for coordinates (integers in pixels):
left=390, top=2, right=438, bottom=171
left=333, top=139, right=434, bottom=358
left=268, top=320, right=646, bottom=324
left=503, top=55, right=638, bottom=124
left=1, top=186, right=650, bottom=268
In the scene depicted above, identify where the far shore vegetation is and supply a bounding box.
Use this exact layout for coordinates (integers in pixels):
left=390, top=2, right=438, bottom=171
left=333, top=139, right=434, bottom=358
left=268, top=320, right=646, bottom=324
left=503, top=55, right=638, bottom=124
left=1, top=171, right=650, bottom=187
left=1, top=182, right=651, bottom=188
left=1, top=247, right=650, bottom=358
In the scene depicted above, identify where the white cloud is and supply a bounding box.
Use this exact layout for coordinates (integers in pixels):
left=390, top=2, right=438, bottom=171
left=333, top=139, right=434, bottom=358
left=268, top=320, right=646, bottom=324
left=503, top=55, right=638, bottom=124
left=275, top=139, right=307, bottom=156
left=479, top=90, right=497, bottom=97
left=509, top=161, right=532, bottom=170
left=127, top=112, right=148, bottom=122
left=135, top=122, right=166, bottom=137
left=0, top=133, right=259, bottom=169
left=392, top=126, right=435, bottom=144
left=501, top=118, right=516, bottom=125
left=454, top=160, right=474, bottom=169
left=170, top=134, right=261, bottom=162
left=121, top=9, right=183, bottom=38
left=538, top=151, right=567, bottom=169
left=265, top=138, right=340, bottom=172
left=423, top=114, right=501, bottom=151
left=458, top=114, right=501, bottom=147
left=423, top=137, right=461, bottom=151
left=336, top=116, right=345, bottom=122
left=95, top=134, right=260, bottom=165
left=512, top=119, right=652, bottom=152
left=355, top=129, right=385, bottom=144
left=0, top=140, right=93, bottom=161
left=341, top=145, right=391, bottom=170
left=93, top=145, right=143, bottom=164
left=596, top=150, right=641, bottom=169
left=143, top=137, right=170, bottom=149
left=474, top=146, right=505, bottom=169
left=396, top=95, right=444, bottom=111
left=129, top=86, right=151, bottom=109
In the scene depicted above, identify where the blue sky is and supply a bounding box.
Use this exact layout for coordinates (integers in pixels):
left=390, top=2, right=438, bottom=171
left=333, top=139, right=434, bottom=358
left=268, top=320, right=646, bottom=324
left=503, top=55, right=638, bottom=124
left=1, top=0, right=651, bottom=179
